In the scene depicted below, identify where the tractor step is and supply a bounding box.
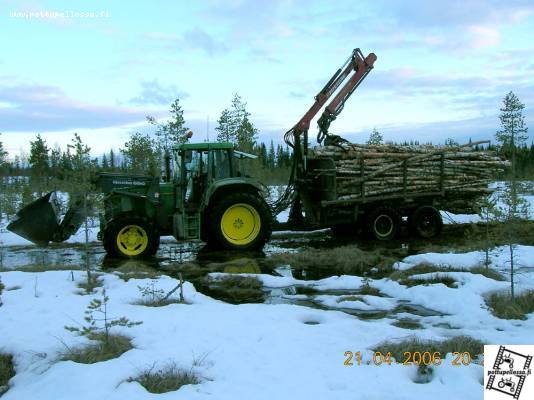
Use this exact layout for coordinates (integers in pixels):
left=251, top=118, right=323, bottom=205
left=184, top=212, right=200, bottom=239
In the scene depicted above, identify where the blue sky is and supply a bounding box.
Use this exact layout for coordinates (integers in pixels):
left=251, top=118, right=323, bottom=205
left=0, top=0, right=533, bottom=157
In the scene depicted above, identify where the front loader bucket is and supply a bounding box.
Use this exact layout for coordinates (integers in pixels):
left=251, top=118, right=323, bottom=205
left=7, top=192, right=62, bottom=245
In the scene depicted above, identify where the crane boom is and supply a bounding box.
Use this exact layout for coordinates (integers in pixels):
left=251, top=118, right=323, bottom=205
left=284, top=48, right=376, bottom=166
left=274, top=48, right=376, bottom=218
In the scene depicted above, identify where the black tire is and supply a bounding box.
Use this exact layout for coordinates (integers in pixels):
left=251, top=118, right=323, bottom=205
left=366, top=206, right=401, bottom=241
left=409, top=205, right=443, bottom=239
left=207, top=192, right=272, bottom=250
left=103, top=216, right=160, bottom=258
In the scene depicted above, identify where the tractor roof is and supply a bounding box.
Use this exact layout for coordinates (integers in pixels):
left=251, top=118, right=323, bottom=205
left=173, top=142, right=234, bottom=151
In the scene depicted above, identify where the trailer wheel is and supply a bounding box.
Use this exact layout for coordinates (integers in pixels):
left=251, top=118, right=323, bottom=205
left=103, top=216, right=159, bottom=258
left=207, top=192, right=272, bottom=250
left=409, top=206, right=443, bottom=239
left=366, top=207, right=400, bottom=241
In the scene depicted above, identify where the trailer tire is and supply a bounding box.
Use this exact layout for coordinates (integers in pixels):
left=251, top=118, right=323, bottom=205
left=409, top=206, right=442, bottom=239
left=366, top=206, right=400, bottom=241
left=207, top=192, right=272, bottom=250
left=103, top=216, right=159, bottom=258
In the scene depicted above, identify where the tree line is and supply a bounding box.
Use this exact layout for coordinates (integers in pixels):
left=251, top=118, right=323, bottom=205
left=0, top=91, right=532, bottom=206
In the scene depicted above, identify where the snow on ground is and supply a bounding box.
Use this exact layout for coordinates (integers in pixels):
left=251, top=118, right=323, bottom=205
left=1, top=246, right=534, bottom=398
left=394, top=245, right=534, bottom=283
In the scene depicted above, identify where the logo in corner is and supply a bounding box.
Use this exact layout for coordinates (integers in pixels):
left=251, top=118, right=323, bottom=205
left=484, top=345, right=533, bottom=399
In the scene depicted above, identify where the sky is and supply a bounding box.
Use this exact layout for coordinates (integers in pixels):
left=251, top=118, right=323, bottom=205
left=0, top=0, right=533, bottom=158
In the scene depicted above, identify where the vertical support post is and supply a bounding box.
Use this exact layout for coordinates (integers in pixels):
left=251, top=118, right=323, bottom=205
left=360, top=157, right=365, bottom=199
left=439, top=153, right=445, bottom=194
left=402, top=159, right=408, bottom=198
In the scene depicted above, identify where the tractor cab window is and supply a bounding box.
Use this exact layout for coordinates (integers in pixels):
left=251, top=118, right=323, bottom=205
left=212, top=149, right=231, bottom=179
left=185, top=150, right=209, bottom=205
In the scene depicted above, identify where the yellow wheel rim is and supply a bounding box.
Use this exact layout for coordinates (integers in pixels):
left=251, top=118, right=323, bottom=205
left=220, top=203, right=261, bottom=246
left=374, top=214, right=394, bottom=238
left=116, top=225, right=148, bottom=256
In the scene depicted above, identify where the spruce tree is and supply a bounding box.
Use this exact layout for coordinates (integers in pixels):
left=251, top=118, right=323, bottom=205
left=28, top=134, right=50, bottom=194
left=268, top=140, right=276, bottom=169
left=215, top=109, right=234, bottom=143
left=121, top=132, right=158, bottom=175
left=147, top=98, right=189, bottom=151
left=109, top=149, right=116, bottom=171
left=0, top=133, right=7, bottom=168
left=367, top=128, right=383, bottom=145
left=50, top=144, right=61, bottom=180
left=101, top=153, right=109, bottom=170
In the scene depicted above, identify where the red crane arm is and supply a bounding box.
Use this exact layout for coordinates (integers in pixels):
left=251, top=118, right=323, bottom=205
left=293, top=48, right=376, bottom=137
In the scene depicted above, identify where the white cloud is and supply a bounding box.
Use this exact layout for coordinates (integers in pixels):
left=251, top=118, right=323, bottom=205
left=467, top=25, right=501, bottom=49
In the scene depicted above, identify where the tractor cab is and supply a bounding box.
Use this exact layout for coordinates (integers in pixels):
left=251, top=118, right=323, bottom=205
left=168, top=142, right=269, bottom=248
left=172, top=142, right=234, bottom=208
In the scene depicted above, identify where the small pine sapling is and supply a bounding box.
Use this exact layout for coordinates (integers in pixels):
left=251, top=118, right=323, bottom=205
left=492, top=182, right=530, bottom=299
left=65, top=288, right=142, bottom=346
left=136, top=276, right=185, bottom=306
left=477, top=195, right=499, bottom=268
left=138, top=280, right=166, bottom=304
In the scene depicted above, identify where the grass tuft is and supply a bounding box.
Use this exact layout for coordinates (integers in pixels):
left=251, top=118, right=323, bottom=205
left=0, top=264, right=83, bottom=273
left=469, top=267, right=505, bottom=281
left=77, top=275, right=103, bottom=294
left=269, top=246, right=396, bottom=276
left=390, top=262, right=503, bottom=285
left=400, top=274, right=457, bottom=288
left=373, top=335, right=484, bottom=363
left=205, top=275, right=264, bottom=304
left=133, top=298, right=183, bottom=307
left=486, top=290, right=534, bottom=320
left=389, top=263, right=442, bottom=281
left=359, top=284, right=382, bottom=296
left=0, top=353, right=15, bottom=394
left=391, top=319, right=423, bottom=330
left=129, top=363, right=201, bottom=394
left=336, top=295, right=365, bottom=303
left=61, top=333, right=132, bottom=364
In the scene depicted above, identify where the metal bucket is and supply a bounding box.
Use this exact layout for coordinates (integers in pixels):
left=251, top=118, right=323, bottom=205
left=7, top=192, right=62, bottom=245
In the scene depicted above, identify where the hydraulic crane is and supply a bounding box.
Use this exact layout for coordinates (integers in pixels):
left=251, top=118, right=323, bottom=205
left=276, top=48, right=377, bottom=221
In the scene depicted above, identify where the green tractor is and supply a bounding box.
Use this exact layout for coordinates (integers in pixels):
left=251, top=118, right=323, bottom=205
left=8, top=142, right=273, bottom=258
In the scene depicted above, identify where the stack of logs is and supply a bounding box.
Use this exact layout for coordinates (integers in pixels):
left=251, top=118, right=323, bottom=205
left=313, top=142, right=508, bottom=211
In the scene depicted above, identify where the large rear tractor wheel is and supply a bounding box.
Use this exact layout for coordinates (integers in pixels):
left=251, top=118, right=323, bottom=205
left=103, top=216, right=160, bottom=258
left=409, top=205, right=443, bottom=239
left=366, top=206, right=401, bottom=241
left=208, top=192, right=272, bottom=250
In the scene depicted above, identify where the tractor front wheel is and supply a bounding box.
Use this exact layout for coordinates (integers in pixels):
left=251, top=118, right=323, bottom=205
left=103, top=216, right=160, bottom=258
left=207, top=192, right=272, bottom=250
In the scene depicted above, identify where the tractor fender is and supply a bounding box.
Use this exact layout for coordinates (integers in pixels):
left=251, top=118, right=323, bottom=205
left=202, top=178, right=267, bottom=209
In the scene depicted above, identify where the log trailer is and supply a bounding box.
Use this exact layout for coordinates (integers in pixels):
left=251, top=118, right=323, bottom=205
left=8, top=48, right=490, bottom=257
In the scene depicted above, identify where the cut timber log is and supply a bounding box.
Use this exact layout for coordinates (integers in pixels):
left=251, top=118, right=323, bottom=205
left=310, top=140, right=508, bottom=212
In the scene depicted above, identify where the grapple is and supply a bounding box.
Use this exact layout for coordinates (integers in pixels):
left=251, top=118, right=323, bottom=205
left=7, top=192, right=62, bottom=245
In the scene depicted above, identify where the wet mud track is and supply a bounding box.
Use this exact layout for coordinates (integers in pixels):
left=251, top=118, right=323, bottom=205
left=2, top=221, right=533, bottom=325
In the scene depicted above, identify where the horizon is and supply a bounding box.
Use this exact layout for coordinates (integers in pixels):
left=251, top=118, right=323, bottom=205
left=1, top=0, right=533, bottom=157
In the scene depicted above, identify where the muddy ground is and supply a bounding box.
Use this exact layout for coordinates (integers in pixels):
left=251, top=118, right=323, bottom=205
left=2, top=222, right=533, bottom=320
